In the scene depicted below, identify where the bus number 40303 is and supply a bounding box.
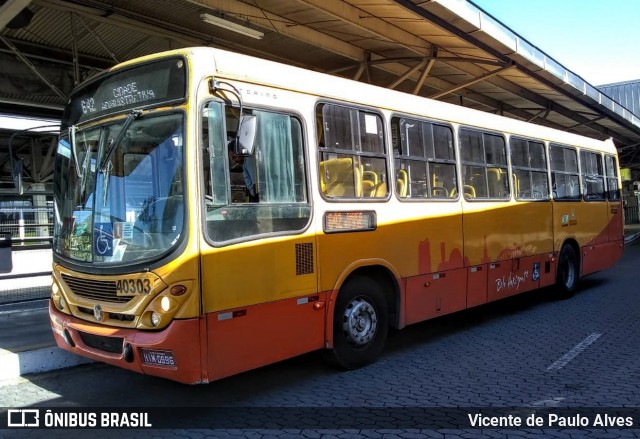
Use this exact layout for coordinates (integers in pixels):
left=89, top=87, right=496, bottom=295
left=115, top=278, right=151, bottom=295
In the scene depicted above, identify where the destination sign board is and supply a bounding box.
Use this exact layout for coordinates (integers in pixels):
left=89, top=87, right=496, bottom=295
left=62, top=57, right=187, bottom=129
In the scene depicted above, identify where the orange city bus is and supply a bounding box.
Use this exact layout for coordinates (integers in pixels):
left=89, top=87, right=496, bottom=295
left=49, top=47, right=623, bottom=384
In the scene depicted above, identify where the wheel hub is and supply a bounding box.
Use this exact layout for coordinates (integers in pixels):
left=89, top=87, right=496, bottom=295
left=342, top=298, right=377, bottom=347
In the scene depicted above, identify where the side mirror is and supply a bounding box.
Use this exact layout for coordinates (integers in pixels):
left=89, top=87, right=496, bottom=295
left=235, top=115, right=257, bottom=156
left=8, top=134, right=24, bottom=195
left=10, top=154, right=23, bottom=195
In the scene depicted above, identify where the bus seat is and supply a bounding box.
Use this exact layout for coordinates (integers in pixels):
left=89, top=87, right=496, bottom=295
left=362, top=180, right=376, bottom=197
left=463, top=184, right=476, bottom=198
left=320, top=157, right=362, bottom=197
left=361, top=169, right=379, bottom=197
left=512, top=173, right=521, bottom=197
left=374, top=182, right=388, bottom=197
left=487, top=168, right=507, bottom=197
left=363, top=170, right=378, bottom=185
left=451, top=185, right=476, bottom=198
left=397, top=179, right=407, bottom=198
left=432, top=187, right=447, bottom=198
left=396, top=169, right=408, bottom=197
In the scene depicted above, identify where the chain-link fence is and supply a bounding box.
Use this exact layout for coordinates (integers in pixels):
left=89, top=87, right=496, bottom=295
left=625, top=195, right=640, bottom=225
left=0, top=198, right=53, bottom=245
left=0, top=196, right=53, bottom=304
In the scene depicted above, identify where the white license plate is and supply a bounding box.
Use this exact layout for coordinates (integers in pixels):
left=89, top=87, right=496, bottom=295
left=140, top=349, right=176, bottom=367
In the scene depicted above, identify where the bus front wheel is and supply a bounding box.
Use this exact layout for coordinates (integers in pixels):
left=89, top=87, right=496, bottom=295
left=326, top=276, right=389, bottom=370
left=556, top=244, right=579, bottom=298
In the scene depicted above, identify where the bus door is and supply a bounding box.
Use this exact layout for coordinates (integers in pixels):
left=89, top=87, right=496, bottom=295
left=599, top=154, right=625, bottom=271
left=578, top=150, right=611, bottom=275
left=605, top=155, right=624, bottom=242
left=199, top=101, right=321, bottom=380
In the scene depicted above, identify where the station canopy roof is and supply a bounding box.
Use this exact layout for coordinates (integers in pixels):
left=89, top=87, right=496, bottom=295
left=1, top=0, right=640, bottom=169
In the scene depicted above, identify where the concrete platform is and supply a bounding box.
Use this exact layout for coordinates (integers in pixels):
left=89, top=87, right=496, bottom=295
left=0, top=299, right=93, bottom=382
left=0, top=225, right=639, bottom=383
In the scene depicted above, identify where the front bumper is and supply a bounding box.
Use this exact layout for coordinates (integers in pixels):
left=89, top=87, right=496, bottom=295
left=49, top=300, right=205, bottom=384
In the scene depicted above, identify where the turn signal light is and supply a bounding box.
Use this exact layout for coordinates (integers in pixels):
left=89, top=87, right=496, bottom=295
left=170, top=285, right=187, bottom=296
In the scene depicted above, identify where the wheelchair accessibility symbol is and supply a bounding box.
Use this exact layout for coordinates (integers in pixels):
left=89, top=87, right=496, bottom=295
left=532, top=262, right=541, bottom=282
left=94, top=223, right=114, bottom=257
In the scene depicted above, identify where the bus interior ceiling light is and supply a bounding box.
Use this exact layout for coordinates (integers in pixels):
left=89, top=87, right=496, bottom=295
left=200, top=13, right=264, bottom=40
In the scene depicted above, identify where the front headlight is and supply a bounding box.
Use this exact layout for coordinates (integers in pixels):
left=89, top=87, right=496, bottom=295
left=160, top=296, right=172, bottom=312
left=137, top=281, right=193, bottom=329
left=51, top=281, right=68, bottom=313
left=150, top=311, right=161, bottom=327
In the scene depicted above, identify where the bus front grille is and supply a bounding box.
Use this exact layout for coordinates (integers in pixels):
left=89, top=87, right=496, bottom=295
left=61, top=274, right=130, bottom=303
left=78, top=331, right=124, bottom=354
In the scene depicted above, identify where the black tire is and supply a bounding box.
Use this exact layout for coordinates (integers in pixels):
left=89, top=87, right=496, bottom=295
left=325, top=276, right=389, bottom=370
left=556, top=244, right=579, bottom=298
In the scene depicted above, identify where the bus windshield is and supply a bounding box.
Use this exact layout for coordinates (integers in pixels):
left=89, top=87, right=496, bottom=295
left=53, top=112, right=185, bottom=265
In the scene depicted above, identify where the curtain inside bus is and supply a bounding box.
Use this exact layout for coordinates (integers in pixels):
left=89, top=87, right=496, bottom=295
left=256, top=112, right=295, bottom=203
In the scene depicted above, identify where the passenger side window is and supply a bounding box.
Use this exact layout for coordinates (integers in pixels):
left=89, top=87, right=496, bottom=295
left=391, top=116, right=456, bottom=199
left=317, top=103, right=388, bottom=199
left=550, top=144, right=580, bottom=201
left=510, top=137, right=549, bottom=200
left=605, top=154, right=620, bottom=201
left=459, top=129, right=509, bottom=200
left=580, top=150, right=605, bottom=201
left=202, top=101, right=310, bottom=243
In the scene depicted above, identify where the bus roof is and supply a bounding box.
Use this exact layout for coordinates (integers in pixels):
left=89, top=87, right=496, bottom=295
left=115, top=47, right=618, bottom=155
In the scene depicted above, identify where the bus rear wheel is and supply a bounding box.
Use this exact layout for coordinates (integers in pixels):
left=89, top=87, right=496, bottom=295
left=556, top=244, right=579, bottom=298
left=326, top=276, right=389, bottom=370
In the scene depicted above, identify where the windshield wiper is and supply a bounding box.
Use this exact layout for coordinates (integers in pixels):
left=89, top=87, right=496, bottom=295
left=69, top=125, right=82, bottom=177
left=99, top=109, right=142, bottom=171
left=78, top=131, right=92, bottom=206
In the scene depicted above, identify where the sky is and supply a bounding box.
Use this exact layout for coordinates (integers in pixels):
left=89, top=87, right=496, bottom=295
left=470, top=0, right=640, bottom=86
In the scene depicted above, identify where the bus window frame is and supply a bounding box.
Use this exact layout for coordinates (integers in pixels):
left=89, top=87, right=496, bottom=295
left=549, top=143, right=582, bottom=202
left=508, top=135, right=551, bottom=202
left=199, top=98, right=314, bottom=248
left=315, top=100, right=391, bottom=203
left=579, top=149, right=606, bottom=202
left=390, top=113, right=458, bottom=202
left=604, top=154, right=621, bottom=201
left=458, top=126, right=511, bottom=202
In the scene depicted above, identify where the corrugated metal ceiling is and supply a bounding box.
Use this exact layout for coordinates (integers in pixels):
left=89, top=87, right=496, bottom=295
left=1, top=0, right=639, bottom=167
